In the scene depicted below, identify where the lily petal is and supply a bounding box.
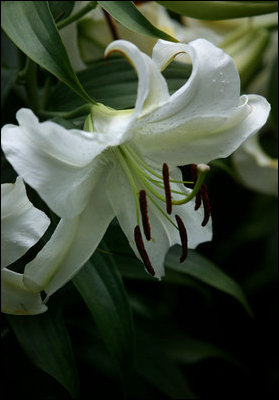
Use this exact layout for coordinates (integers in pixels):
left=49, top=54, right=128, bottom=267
left=23, top=164, right=115, bottom=296
left=133, top=93, right=270, bottom=166
left=148, top=38, right=240, bottom=122
left=1, top=108, right=113, bottom=218
left=105, top=40, right=169, bottom=117
left=106, top=164, right=211, bottom=279
left=1, top=268, right=47, bottom=315
left=1, top=177, right=50, bottom=268
left=130, top=38, right=249, bottom=165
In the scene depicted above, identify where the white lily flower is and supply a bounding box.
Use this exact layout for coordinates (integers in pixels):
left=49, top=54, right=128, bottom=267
left=1, top=39, right=270, bottom=296
left=1, top=177, right=50, bottom=314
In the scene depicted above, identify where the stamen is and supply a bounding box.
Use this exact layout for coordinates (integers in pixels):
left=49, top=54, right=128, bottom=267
left=201, top=184, right=211, bottom=227
left=134, top=226, right=155, bottom=276
left=175, top=215, right=188, bottom=262
left=162, top=163, right=172, bottom=214
left=123, top=145, right=193, bottom=184
left=139, top=190, right=151, bottom=241
left=190, top=164, right=198, bottom=185
left=194, top=189, right=202, bottom=211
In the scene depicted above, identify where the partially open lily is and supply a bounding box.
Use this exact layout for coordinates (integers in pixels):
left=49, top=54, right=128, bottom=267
left=1, top=177, right=50, bottom=314
left=1, top=39, right=270, bottom=296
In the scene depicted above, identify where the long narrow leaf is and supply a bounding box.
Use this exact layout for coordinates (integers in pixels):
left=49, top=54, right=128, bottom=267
left=166, top=246, right=253, bottom=316
left=157, top=1, right=278, bottom=20
left=98, top=1, right=178, bottom=42
left=7, top=311, right=80, bottom=398
left=72, top=250, right=135, bottom=380
left=1, top=1, right=94, bottom=103
left=48, top=57, right=191, bottom=110
left=48, top=1, right=75, bottom=22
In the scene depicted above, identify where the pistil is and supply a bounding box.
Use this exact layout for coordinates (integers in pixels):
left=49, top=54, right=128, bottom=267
left=172, top=164, right=210, bottom=206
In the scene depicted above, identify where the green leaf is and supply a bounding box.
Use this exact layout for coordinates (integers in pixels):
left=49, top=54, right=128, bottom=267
left=165, top=246, right=253, bottom=316
left=48, top=57, right=191, bottom=111
left=97, top=1, right=178, bottom=42
left=156, top=1, right=278, bottom=20
left=162, top=333, right=241, bottom=367
left=135, top=332, right=196, bottom=399
left=103, top=222, right=211, bottom=300
left=1, top=1, right=94, bottom=103
left=48, top=1, right=75, bottom=22
left=72, top=249, right=135, bottom=380
left=1, top=66, right=18, bottom=106
left=7, top=311, right=80, bottom=398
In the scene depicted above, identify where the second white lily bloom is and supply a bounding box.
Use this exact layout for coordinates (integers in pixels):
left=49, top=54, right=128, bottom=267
left=1, top=177, right=50, bottom=314
left=1, top=39, right=270, bottom=296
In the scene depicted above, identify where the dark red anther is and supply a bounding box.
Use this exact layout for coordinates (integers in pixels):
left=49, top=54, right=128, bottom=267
left=190, top=164, right=198, bottom=185
left=162, top=163, right=172, bottom=215
left=175, top=215, right=188, bottom=263
left=201, top=184, right=211, bottom=227
left=134, top=226, right=155, bottom=276
left=139, top=190, right=151, bottom=241
left=194, top=189, right=202, bottom=211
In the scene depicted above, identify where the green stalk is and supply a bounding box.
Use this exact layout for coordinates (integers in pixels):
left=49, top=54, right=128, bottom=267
left=57, top=2, right=97, bottom=30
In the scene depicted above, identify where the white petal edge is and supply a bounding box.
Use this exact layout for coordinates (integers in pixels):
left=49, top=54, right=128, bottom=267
left=1, top=177, right=50, bottom=268
left=105, top=40, right=169, bottom=120
left=1, top=109, right=113, bottom=218
left=133, top=94, right=270, bottom=167
left=1, top=268, right=47, bottom=315
left=23, top=164, right=115, bottom=296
